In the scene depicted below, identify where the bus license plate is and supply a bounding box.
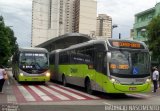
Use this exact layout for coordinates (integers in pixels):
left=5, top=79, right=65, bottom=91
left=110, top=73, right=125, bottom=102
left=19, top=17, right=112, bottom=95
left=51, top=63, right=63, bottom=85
left=32, top=78, right=38, bottom=80
left=129, top=87, right=136, bottom=91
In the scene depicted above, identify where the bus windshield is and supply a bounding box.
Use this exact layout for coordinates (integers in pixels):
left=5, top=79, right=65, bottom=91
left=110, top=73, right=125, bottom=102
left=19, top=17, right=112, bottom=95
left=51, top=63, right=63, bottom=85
left=109, top=50, right=150, bottom=77
left=19, top=52, right=49, bottom=71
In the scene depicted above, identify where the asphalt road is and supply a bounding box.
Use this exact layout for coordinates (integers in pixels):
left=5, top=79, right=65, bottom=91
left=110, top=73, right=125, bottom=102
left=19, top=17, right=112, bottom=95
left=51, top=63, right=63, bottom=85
left=0, top=70, right=160, bottom=111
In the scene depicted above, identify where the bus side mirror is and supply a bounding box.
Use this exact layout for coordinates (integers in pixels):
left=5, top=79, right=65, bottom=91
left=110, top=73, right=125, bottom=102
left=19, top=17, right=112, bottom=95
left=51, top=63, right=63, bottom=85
left=107, top=52, right=111, bottom=62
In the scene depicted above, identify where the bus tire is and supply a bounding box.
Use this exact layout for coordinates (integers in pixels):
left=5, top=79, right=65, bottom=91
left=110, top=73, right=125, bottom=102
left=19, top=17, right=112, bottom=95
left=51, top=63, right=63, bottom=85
left=62, top=75, right=67, bottom=87
left=85, top=79, right=92, bottom=94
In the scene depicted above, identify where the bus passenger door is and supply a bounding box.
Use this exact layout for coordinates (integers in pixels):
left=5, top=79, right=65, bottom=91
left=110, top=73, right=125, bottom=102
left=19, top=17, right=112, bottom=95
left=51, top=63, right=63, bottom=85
left=94, top=51, right=105, bottom=91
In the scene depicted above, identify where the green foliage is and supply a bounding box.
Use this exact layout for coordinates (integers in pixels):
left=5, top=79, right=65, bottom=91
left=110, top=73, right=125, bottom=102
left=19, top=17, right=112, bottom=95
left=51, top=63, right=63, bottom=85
left=147, top=15, right=160, bottom=62
left=0, top=16, right=18, bottom=66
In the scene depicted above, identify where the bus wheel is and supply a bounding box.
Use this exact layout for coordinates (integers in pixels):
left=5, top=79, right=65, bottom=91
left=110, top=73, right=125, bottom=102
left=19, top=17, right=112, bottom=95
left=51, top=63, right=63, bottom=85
left=62, top=75, right=67, bottom=86
left=85, top=79, right=92, bottom=94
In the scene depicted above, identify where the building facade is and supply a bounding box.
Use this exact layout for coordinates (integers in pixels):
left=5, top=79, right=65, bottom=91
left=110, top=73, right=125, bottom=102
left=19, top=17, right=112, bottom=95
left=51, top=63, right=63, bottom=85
left=130, top=29, right=134, bottom=39
left=31, top=0, right=97, bottom=47
left=96, top=14, right=112, bottom=39
left=133, top=2, right=160, bottom=41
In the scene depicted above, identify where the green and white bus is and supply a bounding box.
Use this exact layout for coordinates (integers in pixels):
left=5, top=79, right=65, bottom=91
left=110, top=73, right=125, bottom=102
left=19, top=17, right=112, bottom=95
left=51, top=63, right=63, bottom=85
left=49, top=39, right=151, bottom=94
left=12, top=47, right=50, bottom=82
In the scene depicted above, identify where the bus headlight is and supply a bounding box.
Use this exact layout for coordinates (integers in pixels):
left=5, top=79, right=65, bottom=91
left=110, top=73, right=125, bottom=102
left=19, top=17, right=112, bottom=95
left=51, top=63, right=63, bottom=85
left=46, top=72, right=50, bottom=77
left=110, top=78, right=120, bottom=84
left=146, top=78, right=151, bottom=83
left=20, top=73, right=24, bottom=76
left=111, top=78, right=116, bottom=82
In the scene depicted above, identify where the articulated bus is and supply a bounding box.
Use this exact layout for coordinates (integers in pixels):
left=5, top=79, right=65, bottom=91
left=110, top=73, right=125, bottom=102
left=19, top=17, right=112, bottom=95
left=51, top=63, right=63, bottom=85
left=12, top=47, right=50, bottom=83
left=49, top=39, right=151, bottom=94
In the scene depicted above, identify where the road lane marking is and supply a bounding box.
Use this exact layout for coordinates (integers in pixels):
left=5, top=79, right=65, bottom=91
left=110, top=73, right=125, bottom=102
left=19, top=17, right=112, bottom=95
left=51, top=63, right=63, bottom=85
left=127, top=93, right=150, bottom=98
left=18, top=86, right=36, bottom=101
left=28, top=86, right=52, bottom=101
left=103, top=102, right=111, bottom=105
left=56, top=84, right=99, bottom=99
left=49, top=85, right=86, bottom=100
left=39, top=85, right=70, bottom=100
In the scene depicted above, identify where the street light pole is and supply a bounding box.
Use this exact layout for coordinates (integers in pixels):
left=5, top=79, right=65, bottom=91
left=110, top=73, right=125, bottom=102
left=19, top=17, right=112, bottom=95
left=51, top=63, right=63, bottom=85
left=111, top=24, right=118, bottom=38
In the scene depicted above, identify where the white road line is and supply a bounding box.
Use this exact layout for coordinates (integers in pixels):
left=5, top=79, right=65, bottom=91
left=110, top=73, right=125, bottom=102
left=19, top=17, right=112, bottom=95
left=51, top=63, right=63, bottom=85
left=49, top=85, right=86, bottom=100
left=29, top=86, right=52, bottom=101
left=103, top=102, right=111, bottom=105
left=57, top=84, right=99, bottom=99
left=127, top=93, right=150, bottom=98
left=134, top=93, right=150, bottom=97
left=18, top=86, right=36, bottom=101
left=39, top=85, right=70, bottom=100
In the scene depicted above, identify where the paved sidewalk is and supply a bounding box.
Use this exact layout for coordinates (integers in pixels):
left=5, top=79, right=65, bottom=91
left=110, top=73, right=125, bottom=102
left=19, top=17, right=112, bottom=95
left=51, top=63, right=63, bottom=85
left=0, top=71, right=17, bottom=104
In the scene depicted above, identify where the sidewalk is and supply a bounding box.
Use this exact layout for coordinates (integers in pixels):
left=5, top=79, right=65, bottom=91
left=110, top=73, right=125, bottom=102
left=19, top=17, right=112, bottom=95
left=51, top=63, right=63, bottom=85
left=0, top=71, right=17, bottom=104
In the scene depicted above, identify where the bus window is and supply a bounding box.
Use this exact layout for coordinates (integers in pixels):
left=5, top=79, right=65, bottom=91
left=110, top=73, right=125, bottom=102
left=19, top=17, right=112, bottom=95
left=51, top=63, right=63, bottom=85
left=59, top=52, right=70, bottom=64
left=94, top=51, right=105, bottom=73
left=131, top=52, right=149, bottom=74
left=73, top=46, right=94, bottom=65
left=110, top=51, right=130, bottom=74
left=94, top=44, right=106, bottom=73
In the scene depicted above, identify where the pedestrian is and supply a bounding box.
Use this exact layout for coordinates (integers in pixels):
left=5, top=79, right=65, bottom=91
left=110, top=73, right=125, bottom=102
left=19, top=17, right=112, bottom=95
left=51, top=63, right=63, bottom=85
left=152, top=66, right=159, bottom=92
left=0, top=65, right=7, bottom=93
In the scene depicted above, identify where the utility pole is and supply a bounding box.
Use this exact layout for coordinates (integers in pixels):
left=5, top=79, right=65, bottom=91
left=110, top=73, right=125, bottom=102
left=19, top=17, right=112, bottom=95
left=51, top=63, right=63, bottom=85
left=119, top=33, right=121, bottom=39
left=112, top=24, right=118, bottom=38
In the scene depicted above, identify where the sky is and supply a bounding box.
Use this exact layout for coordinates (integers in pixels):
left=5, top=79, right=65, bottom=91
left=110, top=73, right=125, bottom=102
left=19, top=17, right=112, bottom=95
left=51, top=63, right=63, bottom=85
left=0, top=0, right=158, bottom=47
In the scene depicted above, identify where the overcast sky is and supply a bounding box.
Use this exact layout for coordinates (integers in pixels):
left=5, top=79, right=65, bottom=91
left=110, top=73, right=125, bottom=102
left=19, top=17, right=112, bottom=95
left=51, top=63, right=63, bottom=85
left=0, top=0, right=158, bottom=47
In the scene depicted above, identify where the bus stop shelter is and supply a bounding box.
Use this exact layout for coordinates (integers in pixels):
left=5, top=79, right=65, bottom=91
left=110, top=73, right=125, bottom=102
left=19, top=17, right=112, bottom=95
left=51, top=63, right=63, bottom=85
left=36, top=33, right=92, bottom=52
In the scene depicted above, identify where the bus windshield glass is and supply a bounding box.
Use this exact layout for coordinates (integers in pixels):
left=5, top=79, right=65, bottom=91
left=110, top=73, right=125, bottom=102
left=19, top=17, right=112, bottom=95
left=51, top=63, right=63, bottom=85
left=109, top=50, right=150, bottom=77
left=19, top=52, right=49, bottom=70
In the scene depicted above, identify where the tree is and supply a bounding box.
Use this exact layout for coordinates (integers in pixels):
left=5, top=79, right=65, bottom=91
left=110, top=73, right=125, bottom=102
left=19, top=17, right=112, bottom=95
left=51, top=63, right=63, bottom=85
left=147, top=15, right=160, bottom=63
left=0, top=16, right=18, bottom=66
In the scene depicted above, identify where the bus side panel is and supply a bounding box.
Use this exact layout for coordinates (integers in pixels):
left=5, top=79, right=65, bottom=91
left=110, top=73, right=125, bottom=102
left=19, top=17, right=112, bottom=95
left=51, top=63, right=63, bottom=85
left=58, top=64, right=96, bottom=88
left=67, top=64, right=85, bottom=86
left=50, top=64, right=59, bottom=81
left=70, top=64, right=95, bottom=87
left=58, top=65, right=70, bottom=82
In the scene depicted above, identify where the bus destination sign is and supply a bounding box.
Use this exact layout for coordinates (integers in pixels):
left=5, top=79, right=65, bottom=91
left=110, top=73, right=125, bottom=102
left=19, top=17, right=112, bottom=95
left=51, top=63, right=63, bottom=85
left=109, top=41, right=145, bottom=49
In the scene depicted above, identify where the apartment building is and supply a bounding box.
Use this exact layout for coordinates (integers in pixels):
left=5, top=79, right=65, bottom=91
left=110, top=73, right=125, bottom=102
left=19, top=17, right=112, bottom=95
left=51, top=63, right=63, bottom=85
left=31, top=0, right=97, bottom=47
left=133, top=2, right=160, bottom=42
left=96, top=14, right=112, bottom=39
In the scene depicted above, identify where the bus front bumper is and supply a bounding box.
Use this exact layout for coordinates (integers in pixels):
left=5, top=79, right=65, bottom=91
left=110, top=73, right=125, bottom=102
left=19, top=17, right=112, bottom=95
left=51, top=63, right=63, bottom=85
left=104, top=82, right=151, bottom=93
left=18, top=75, right=50, bottom=82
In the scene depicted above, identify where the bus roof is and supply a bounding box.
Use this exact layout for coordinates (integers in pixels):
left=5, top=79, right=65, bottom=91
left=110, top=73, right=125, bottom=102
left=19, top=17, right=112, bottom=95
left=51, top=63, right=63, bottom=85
left=19, top=47, right=48, bottom=53
left=50, top=39, right=148, bottom=53
left=53, top=40, right=106, bottom=53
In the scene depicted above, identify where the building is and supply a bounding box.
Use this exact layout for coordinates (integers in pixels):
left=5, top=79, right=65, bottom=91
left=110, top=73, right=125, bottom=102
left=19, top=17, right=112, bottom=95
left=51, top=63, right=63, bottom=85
left=31, top=0, right=97, bottom=47
left=130, top=29, right=134, bottom=39
left=96, top=14, right=112, bottom=39
left=133, top=2, right=160, bottom=41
